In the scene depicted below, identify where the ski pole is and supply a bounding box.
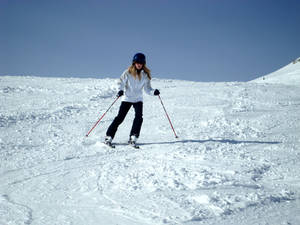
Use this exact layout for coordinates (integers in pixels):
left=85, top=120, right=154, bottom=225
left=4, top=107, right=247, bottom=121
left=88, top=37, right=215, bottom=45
left=158, top=95, right=178, bottom=138
left=85, top=96, right=120, bottom=137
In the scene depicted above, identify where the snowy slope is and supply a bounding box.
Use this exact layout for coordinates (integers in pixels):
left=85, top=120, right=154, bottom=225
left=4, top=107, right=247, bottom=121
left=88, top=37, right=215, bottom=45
left=252, top=57, right=300, bottom=86
left=1, top=72, right=300, bottom=225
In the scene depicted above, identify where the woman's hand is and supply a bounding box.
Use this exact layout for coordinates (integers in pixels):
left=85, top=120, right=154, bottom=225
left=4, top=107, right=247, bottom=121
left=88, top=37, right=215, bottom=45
left=154, top=89, right=160, bottom=96
left=117, top=90, right=124, bottom=97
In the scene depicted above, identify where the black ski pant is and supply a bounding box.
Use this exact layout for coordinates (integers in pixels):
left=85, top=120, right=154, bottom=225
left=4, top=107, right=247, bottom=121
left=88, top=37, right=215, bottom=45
left=106, top=101, right=143, bottom=139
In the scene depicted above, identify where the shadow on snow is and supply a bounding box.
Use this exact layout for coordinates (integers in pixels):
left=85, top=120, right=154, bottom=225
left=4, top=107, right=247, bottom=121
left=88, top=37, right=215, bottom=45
left=139, top=139, right=281, bottom=146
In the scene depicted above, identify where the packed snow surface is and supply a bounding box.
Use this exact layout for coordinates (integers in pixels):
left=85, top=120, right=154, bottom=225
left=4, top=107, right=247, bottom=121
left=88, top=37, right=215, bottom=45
left=1, top=63, right=300, bottom=224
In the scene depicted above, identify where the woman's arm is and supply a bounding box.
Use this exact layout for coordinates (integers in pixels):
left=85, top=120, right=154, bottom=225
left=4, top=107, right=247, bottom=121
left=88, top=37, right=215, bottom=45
left=144, top=76, right=155, bottom=95
left=118, top=70, right=128, bottom=91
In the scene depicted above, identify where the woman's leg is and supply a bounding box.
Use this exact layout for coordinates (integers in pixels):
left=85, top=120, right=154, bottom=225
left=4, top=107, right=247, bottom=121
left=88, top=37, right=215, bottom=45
left=130, top=102, right=143, bottom=138
left=106, top=101, right=132, bottom=139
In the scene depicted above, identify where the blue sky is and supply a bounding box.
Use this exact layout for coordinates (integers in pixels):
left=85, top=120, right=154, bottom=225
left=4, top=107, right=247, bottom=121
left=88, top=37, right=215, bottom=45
left=1, top=0, right=300, bottom=82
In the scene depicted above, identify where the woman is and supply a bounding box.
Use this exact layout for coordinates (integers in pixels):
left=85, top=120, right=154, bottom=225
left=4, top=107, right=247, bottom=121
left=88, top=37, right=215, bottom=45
left=105, top=53, right=160, bottom=148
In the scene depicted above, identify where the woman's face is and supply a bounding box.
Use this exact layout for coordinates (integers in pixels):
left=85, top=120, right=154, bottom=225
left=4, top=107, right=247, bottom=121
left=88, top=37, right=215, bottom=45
left=135, top=63, right=143, bottom=70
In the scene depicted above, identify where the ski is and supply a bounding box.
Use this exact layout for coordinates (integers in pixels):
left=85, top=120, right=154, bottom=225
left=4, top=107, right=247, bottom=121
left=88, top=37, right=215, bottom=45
left=129, top=143, right=140, bottom=149
left=103, top=142, right=115, bottom=149
left=101, top=140, right=141, bottom=149
left=128, top=140, right=140, bottom=149
left=102, top=142, right=140, bottom=149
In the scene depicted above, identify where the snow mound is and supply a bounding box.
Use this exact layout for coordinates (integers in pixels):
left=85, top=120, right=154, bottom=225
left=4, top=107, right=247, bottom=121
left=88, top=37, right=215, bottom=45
left=251, top=57, right=300, bottom=85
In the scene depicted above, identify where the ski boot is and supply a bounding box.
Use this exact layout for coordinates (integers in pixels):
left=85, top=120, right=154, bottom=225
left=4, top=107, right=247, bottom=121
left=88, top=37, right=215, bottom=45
left=104, top=136, right=115, bottom=148
left=128, top=135, right=140, bottom=149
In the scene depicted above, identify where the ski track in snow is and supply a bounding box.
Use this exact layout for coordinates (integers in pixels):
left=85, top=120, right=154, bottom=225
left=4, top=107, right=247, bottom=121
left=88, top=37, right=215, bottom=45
left=0, top=75, right=300, bottom=225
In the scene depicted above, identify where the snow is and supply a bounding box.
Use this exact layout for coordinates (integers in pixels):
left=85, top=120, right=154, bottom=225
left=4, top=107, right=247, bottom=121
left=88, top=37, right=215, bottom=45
left=251, top=57, right=300, bottom=86
left=1, top=60, right=300, bottom=224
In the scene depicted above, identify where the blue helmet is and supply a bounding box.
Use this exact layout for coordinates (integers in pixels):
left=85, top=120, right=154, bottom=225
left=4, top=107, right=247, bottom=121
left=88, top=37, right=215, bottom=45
left=132, top=53, right=146, bottom=64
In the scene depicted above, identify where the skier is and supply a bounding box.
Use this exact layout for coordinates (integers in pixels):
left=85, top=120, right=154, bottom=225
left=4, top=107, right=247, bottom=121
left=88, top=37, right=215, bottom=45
left=104, top=53, right=160, bottom=148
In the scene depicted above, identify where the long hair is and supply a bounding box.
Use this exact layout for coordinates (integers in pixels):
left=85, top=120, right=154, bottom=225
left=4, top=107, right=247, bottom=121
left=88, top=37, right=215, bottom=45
left=128, top=64, right=152, bottom=80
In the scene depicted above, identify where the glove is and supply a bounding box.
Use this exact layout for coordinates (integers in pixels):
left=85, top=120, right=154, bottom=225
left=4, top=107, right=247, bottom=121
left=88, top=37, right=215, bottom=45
left=117, top=90, right=124, bottom=97
left=154, top=89, right=160, bottom=96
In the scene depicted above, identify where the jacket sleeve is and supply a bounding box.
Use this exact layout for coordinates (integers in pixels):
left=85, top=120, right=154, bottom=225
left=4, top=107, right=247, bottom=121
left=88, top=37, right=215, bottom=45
left=144, top=76, right=155, bottom=96
left=118, top=70, right=128, bottom=91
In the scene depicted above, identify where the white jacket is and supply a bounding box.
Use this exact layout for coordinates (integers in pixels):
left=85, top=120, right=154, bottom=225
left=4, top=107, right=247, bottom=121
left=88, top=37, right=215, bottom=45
left=118, top=69, right=155, bottom=103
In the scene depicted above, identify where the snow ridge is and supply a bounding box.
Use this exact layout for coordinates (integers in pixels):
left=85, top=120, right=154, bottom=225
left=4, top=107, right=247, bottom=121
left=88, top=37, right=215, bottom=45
left=251, top=57, right=300, bottom=85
